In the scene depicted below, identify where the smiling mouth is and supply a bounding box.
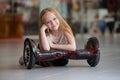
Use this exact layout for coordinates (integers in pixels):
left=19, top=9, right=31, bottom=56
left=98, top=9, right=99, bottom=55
left=52, top=26, right=58, bottom=30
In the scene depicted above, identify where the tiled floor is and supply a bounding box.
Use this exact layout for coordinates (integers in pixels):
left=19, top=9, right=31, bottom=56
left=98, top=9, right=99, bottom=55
left=0, top=34, right=120, bottom=80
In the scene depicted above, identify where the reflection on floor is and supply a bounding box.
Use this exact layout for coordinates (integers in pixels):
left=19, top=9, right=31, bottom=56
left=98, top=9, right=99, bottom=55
left=0, top=34, right=120, bottom=80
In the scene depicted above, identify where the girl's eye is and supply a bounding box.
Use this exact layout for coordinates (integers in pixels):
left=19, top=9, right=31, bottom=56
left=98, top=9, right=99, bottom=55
left=53, top=18, right=56, bottom=20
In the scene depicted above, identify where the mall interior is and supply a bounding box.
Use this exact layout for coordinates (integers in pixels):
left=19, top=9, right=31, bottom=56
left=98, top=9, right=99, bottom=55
left=0, top=0, right=120, bottom=80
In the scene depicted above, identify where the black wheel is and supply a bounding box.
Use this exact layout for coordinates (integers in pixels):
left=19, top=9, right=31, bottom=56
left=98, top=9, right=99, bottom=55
left=85, top=37, right=99, bottom=51
left=23, top=38, right=35, bottom=69
left=87, top=50, right=100, bottom=67
left=52, top=58, right=69, bottom=66
left=85, top=37, right=100, bottom=67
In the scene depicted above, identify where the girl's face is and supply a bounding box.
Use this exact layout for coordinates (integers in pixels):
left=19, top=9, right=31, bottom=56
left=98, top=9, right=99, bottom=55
left=43, top=12, right=60, bottom=31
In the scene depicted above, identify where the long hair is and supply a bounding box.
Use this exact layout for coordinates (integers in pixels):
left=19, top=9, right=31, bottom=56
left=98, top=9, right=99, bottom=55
left=39, top=7, right=74, bottom=36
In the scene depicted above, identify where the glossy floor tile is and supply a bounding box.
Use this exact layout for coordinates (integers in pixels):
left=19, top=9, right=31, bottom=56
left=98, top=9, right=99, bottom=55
left=0, top=34, right=120, bottom=80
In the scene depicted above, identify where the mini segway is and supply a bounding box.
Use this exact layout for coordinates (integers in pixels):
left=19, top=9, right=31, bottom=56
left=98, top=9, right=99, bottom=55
left=23, top=37, right=100, bottom=69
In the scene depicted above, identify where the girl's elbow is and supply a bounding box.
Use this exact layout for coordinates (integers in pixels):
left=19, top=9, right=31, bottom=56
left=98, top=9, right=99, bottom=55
left=43, top=47, right=50, bottom=51
left=71, top=45, right=76, bottom=51
left=73, top=46, right=76, bottom=51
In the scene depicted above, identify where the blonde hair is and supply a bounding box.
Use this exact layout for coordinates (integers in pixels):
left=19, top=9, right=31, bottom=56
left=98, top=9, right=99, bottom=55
left=39, top=7, right=74, bottom=36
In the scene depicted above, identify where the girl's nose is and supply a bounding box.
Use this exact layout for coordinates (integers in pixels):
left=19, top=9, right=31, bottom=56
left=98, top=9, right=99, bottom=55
left=51, top=20, right=55, bottom=25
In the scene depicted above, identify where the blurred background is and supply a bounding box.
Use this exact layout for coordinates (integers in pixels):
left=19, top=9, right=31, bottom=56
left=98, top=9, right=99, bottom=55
left=0, top=1, right=120, bottom=80
left=0, top=0, right=120, bottom=39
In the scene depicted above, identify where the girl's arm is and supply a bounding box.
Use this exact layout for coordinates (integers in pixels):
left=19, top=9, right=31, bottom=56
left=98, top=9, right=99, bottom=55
left=39, top=25, right=50, bottom=51
left=49, top=32, right=76, bottom=51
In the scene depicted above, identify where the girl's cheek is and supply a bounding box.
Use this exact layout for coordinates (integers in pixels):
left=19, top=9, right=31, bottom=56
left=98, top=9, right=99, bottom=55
left=46, top=23, right=50, bottom=26
left=56, top=20, right=60, bottom=24
left=47, top=25, right=51, bottom=29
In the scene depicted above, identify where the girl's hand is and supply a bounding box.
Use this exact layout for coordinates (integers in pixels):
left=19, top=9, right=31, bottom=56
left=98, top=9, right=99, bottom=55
left=39, top=24, right=50, bottom=51
left=40, top=24, right=48, bottom=32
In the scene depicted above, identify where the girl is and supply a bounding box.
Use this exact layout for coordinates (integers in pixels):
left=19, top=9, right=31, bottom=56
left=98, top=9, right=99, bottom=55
left=39, top=7, right=76, bottom=51
left=38, top=7, right=76, bottom=66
